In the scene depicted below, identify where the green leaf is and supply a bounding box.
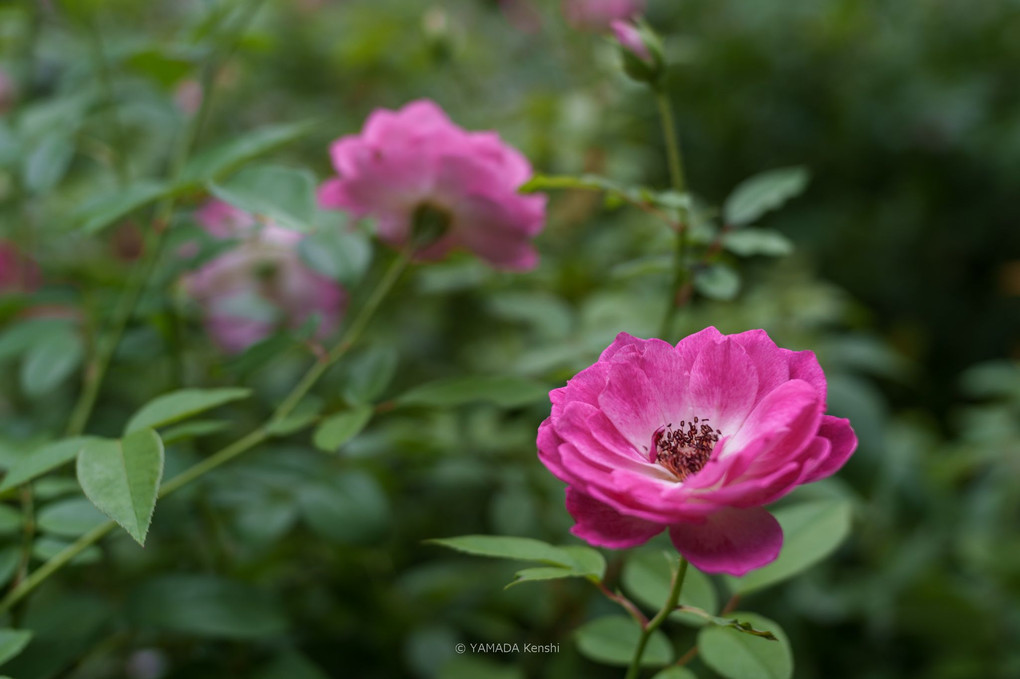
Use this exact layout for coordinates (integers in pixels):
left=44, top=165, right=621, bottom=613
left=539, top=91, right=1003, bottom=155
left=0, top=437, right=99, bottom=492
left=210, top=164, right=316, bottom=232
left=182, top=120, right=318, bottom=184
left=75, top=181, right=174, bottom=234
left=343, top=346, right=398, bottom=404
left=574, top=615, right=673, bottom=667
left=32, top=537, right=102, bottom=565
left=0, top=547, right=20, bottom=588
left=0, top=319, right=75, bottom=362
left=693, top=264, right=741, bottom=301
left=19, top=329, right=83, bottom=397
left=698, top=612, right=792, bottom=679
left=312, top=406, right=373, bottom=453
left=611, top=255, right=673, bottom=281
left=159, top=419, right=230, bottom=445
left=675, top=607, right=777, bottom=639
left=76, top=429, right=165, bottom=546
left=36, top=497, right=107, bottom=538
left=723, top=166, right=809, bottom=226
left=253, top=651, right=330, bottom=679
left=397, top=376, right=549, bottom=409
left=23, top=135, right=74, bottom=193
left=727, top=497, right=853, bottom=594
left=298, top=470, right=390, bottom=545
left=129, top=575, right=287, bottom=639
left=299, top=226, right=372, bottom=287
left=0, top=629, right=32, bottom=667
left=506, top=545, right=606, bottom=587
left=428, top=535, right=575, bottom=566
left=721, top=229, right=794, bottom=257
left=124, top=387, right=251, bottom=435
left=622, top=550, right=718, bottom=626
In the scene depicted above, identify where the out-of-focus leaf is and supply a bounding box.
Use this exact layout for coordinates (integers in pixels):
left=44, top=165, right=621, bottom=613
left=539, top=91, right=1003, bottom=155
left=0, top=547, right=19, bottom=588
left=723, top=167, right=809, bottom=226
left=650, top=668, right=697, bottom=679
left=722, top=229, right=795, bottom=257
left=182, top=120, right=317, bottom=184
left=343, top=346, right=399, bottom=404
left=129, top=575, right=287, bottom=639
left=698, top=612, right=792, bottom=679
left=298, top=470, right=390, bottom=544
left=253, top=651, right=330, bottom=679
left=32, top=537, right=102, bottom=565
left=727, top=497, right=853, bottom=594
left=23, top=135, right=74, bottom=193
left=575, top=615, right=673, bottom=667
left=19, top=328, right=83, bottom=397
left=440, top=656, right=525, bottom=679
left=299, top=225, right=372, bottom=287
left=0, top=437, right=99, bottom=492
left=0, top=319, right=76, bottom=363
left=312, top=406, right=373, bottom=452
left=36, top=497, right=107, bottom=538
left=124, top=387, right=251, bottom=435
left=0, top=505, right=21, bottom=535
left=76, top=429, right=164, bottom=546
left=396, top=376, right=549, bottom=409
left=694, top=264, right=741, bottom=300
left=159, top=419, right=230, bottom=445
left=210, top=164, right=316, bottom=232
left=0, top=629, right=32, bottom=667
left=75, top=181, right=173, bottom=234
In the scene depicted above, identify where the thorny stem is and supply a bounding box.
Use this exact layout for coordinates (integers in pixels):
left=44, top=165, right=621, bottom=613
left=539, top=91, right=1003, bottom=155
left=625, top=556, right=689, bottom=679
left=0, top=251, right=411, bottom=617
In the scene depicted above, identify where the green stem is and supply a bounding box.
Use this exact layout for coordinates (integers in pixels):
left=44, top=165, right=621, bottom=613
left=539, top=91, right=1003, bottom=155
left=0, top=252, right=410, bottom=616
left=624, top=556, right=688, bottom=679
left=655, top=91, right=690, bottom=339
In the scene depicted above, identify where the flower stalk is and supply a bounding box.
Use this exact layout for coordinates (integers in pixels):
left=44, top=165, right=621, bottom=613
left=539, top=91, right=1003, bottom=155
left=625, top=556, right=689, bottom=679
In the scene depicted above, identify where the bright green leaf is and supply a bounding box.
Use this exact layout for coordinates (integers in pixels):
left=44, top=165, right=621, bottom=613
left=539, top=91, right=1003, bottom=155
left=698, top=612, right=792, bottom=679
left=575, top=615, right=673, bottom=667
left=728, top=498, right=853, bottom=594
left=723, top=167, right=809, bottom=226
left=0, top=629, right=32, bottom=667
left=397, top=376, right=549, bottom=409
left=76, top=429, right=165, bottom=546
left=0, top=437, right=99, bottom=492
left=124, top=387, right=251, bottom=435
left=312, top=406, right=373, bottom=453
left=722, top=229, right=795, bottom=257
left=210, top=164, right=316, bottom=232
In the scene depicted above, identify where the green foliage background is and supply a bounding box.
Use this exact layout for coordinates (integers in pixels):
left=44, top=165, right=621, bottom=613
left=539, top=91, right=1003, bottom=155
left=0, top=0, right=1017, bottom=678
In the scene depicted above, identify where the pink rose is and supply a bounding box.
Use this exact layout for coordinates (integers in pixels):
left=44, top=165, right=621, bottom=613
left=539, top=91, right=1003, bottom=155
left=318, top=99, right=546, bottom=271
left=181, top=206, right=346, bottom=354
left=611, top=19, right=652, bottom=63
left=562, top=0, right=644, bottom=32
left=0, top=241, right=40, bottom=293
left=537, top=328, right=858, bottom=576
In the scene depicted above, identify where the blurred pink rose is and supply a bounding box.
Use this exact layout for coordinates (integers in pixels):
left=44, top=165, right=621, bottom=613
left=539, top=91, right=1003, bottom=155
left=562, top=0, right=644, bottom=32
left=611, top=19, right=651, bottom=62
left=0, top=241, right=40, bottom=293
left=181, top=203, right=346, bottom=354
left=318, top=99, right=546, bottom=271
left=537, top=328, right=857, bottom=576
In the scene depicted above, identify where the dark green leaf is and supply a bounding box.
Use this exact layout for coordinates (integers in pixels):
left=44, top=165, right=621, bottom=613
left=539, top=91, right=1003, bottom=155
left=159, top=419, right=230, bottom=445
left=722, top=229, right=794, bottom=257
left=0, top=437, right=99, bottom=492
left=694, top=264, right=741, bottom=301
left=76, top=429, right=165, bottom=546
left=0, top=505, right=22, bottom=535
left=36, top=497, right=107, bottom=538
left=575, top=616, right=673, bottom=667
left=0, top=629, right=32, bottom=667
left=32, top=537, right=102, bottom=565
left=343, top=346, right=398, bottom=404
left=298, top=470, right=390, bottom=544
left=23, top=136, right=74, bottom=193
left=76, top=181, right=173, bottom=234
left=698, top=612, right=792, bottom=679
left=397, top=376, right=549, bottom=409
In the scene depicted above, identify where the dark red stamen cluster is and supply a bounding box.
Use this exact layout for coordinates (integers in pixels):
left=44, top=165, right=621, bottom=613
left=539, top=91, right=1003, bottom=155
left=652, top=417, right=721, bottom=481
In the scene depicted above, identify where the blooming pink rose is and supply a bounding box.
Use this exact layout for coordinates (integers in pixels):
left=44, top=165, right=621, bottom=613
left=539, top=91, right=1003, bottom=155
left=611, top=19, right=651, bottom=62
left=181, top=211, right=346, bottom=354
left=537, top=328, right=858, bottom=576
left=563, top=0, right=644, bottom=32
left=0, top=241, right=40, bottom=293
left=318, top=99, right=546, bottom=271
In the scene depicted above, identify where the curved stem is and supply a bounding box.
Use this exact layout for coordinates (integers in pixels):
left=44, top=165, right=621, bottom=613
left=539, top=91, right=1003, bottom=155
left=0, top=252, right=409, bottom=617
left=625, top=556, right=688, bottom=679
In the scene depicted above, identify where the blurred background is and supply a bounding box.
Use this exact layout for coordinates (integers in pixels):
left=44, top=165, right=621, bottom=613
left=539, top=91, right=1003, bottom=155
left=0, top=0, right=1018, bottom=677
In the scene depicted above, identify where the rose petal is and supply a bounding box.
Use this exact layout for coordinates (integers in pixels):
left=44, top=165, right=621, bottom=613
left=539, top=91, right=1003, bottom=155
left=566, top=487, right=663, bottom=548
left=668, top=506, right=783, bottom=576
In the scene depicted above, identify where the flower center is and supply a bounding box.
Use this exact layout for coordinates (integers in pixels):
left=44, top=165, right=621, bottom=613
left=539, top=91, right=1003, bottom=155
left=650, top=417, right=721, bottom=481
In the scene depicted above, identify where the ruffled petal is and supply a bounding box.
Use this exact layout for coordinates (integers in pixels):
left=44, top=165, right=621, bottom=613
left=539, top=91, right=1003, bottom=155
left=688, top=336, right=759, bottom=432
left=668, top=506, right=783, bottom=576
left=566, top=487, right=663, bottom=549
left=799, top=415, right=857, bottom=482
